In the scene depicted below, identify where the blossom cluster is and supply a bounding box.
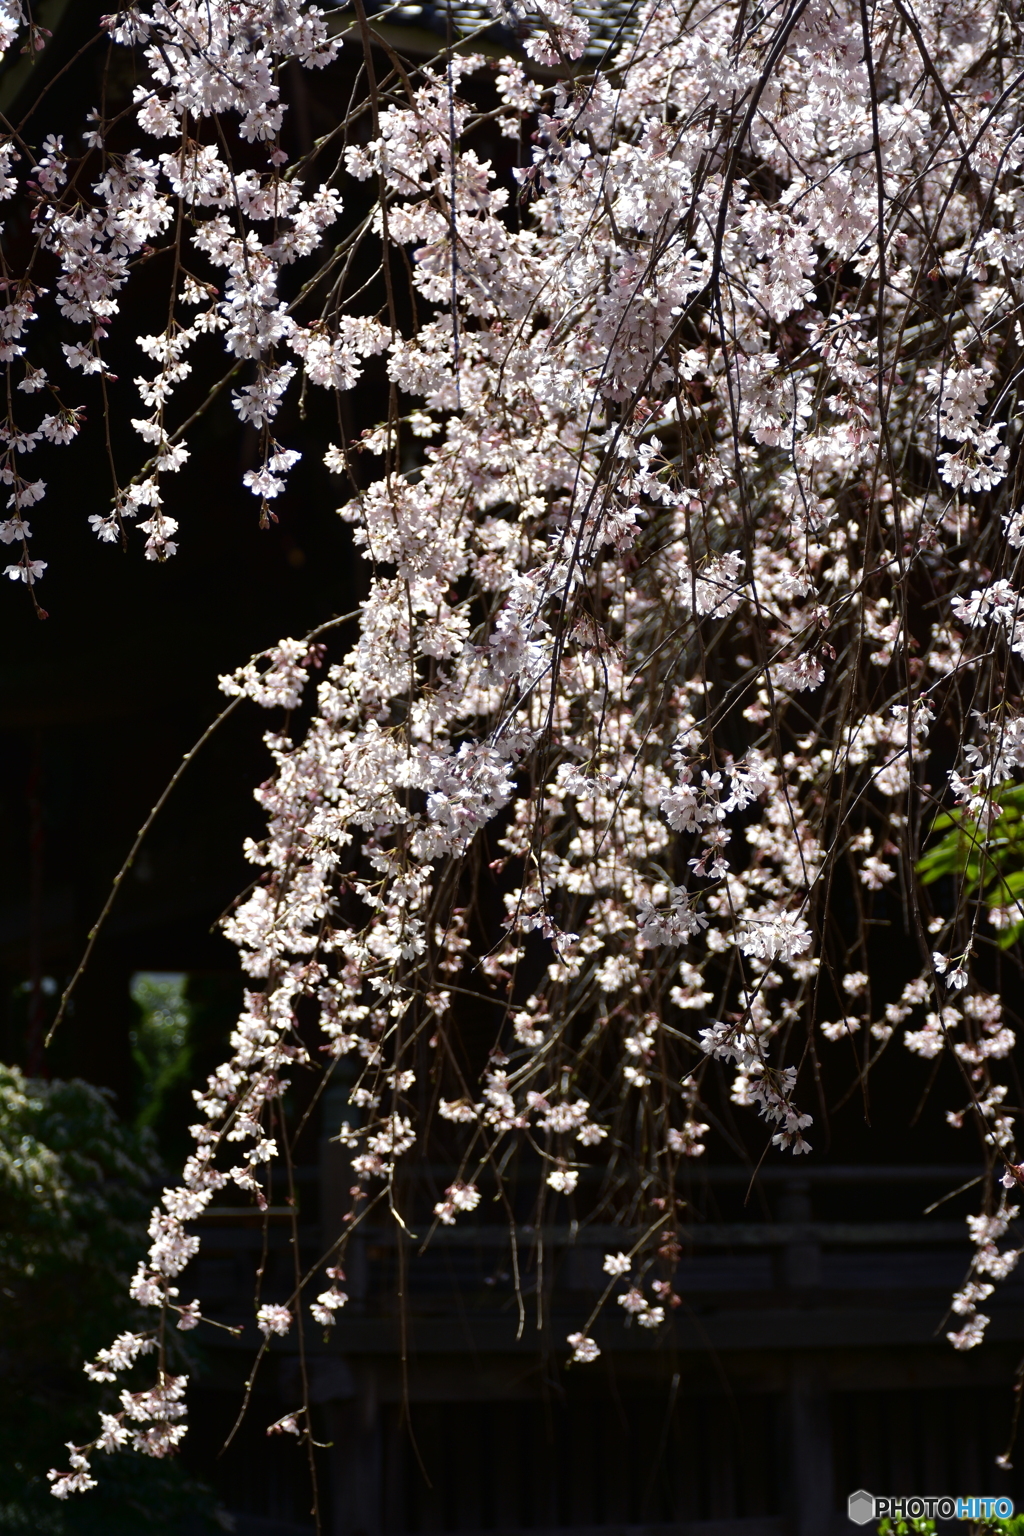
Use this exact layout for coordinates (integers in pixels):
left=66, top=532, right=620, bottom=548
left=12, top=0, right=1023, bottom=1494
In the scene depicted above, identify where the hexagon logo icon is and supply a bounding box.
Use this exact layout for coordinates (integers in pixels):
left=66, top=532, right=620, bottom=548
left=847, top=1490, right=875, bottom=1525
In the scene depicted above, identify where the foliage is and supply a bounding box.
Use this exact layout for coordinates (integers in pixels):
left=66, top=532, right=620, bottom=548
left=879, top=1519, right=1024, bottom=1535
left=0, top=1064, right=216, bottom=1532
left=129, top=973, right=194, bottom=1132
left=918, top=785, right=1024, bottom=950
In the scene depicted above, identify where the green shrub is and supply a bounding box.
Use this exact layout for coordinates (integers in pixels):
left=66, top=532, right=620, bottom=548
left=0, top=1064, right=217, bottom=1534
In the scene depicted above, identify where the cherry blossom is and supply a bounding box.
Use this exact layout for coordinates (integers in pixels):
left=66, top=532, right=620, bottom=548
left=18, top=0, right=1024, bottom=1496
